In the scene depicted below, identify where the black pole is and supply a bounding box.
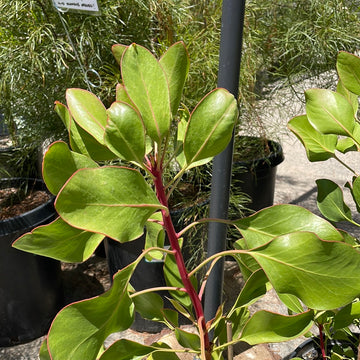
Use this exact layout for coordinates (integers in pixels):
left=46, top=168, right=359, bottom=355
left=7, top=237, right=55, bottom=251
left=204, top=0, right=246, bottom=323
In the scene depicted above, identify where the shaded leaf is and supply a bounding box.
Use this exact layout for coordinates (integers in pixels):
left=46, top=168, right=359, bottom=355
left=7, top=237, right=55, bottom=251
left=337, top=51, right=360, bottom=95
left=132, top=292, right=165, bottom=322
left=336, top=78, right=359, bottom=115
left=121, top=44, right=171, bottom=143
left=159, top=41, right=189, bottom=116
left=334, top=301, right=360, bottom=330
left=112, top=44, right=127, bottom=65
left=13, top=217, right=104, bottom=263
left=66, top=88, right=108, bottom=144
left=288, top=115, right=337, bottom=162
left=230, top=269, right=268, bottom=310
left=175, top=328, right=200, bottom=351
left=316, top=179, right=353, bottom=223
left=55, top=102, right=117, bottom=161
left=234, top=204, right=344, bottom=249
left=39, top=339, right=51, bottom=360
left=184, top=88, right=237, bottom=164
left=105, top=101, right=145, bottom=163
left=56, top=167, right=164, bottom=242
left=305, top=89, right=355, bottom=136
left=48, top=265, right=135, bottom=360
left=43, top=140, right=98, bottom=195
left=116, top=83, right=135, bottom=106
left=241, top=310, right=314, bottom=345
left=250, top=232, right=360, bottom=310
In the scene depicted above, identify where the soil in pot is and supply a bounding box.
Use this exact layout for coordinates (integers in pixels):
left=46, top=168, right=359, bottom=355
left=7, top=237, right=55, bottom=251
left=0, top=178, right=63, bottom=346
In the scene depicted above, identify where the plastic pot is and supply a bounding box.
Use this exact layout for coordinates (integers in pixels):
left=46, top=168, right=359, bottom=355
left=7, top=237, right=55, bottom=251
left=283, top=334, right=359, bottom=360
left=0, top=178, right=63, bottom=346
left=232, top=137, right=284, bottom=212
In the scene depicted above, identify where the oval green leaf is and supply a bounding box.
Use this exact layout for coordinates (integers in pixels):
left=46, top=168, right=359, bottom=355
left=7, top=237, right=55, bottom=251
left=48, top=265, right=135, bottom=360
left=121, top=44, right=171, bottom=143
left=234, top=204, right=343, bottom=249
left=250, top=232, right=360, bottom=309
left=241, top=310, right=314, bottom=345
left=316, top=179, right=353, bottom=223
left=288, top=115, right=337, bottom=162
left=43, top=141, right=99, bottom=195
left=305, top=88, right=355, bottom=136
left=105, top=101, right=145, bottom=163
left=56, top=167, right=164, bottom=242
left=67, top=88, right=108, bottom=144
left=337, top=51, right=360, bottom=95
left=159, top=41, right=189, bottom=116
left=13, top=217, right=104, bottom=263
left=184, top=88, right=238, bottom=164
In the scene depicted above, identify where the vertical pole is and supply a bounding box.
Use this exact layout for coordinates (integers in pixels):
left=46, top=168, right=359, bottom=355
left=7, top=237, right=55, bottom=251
left=204, top=0, right=246, bottom=323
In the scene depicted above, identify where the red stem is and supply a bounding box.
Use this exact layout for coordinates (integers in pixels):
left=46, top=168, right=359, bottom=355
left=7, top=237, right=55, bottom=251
left=318, top=324, right=326, bottom=360
left=152, top=166, right=211, bottom=356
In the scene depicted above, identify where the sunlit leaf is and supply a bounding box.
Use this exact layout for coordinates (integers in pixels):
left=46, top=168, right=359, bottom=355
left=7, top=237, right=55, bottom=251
left=121, top=44, right=171, bottom=143
left=105, top=101, right=145, bottom=163
left=13, top=217, right=104, bottom=263
left=184, top=88, right=237, bottom=164
left=337, top=51, right=360, bottom=95
left=305, top=88, right=355, bottom=136
left=48, top=265, right=135, bottom=360
left=56, top=167, right=164, bottom=242
left=249, top=232, right=360, bottom=310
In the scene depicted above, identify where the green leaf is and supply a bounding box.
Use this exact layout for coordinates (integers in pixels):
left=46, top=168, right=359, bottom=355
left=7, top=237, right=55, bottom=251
left=116, top=84, right=135, bottom=106
left=66, top=88, right=108, bottom=145
left=234, top=204, right=344, bottom=249
left=111, top=44, right=127, bottom=65
left=145, top=212, right=165, bottom=261
left=99, top=339, right=156, bottom=360
left=278, top=294, right=305, bottom=314
left=55, top=102, right=116, bottom=161
left=43, top=141, right=99, bottom=195
left=288, top=115, right=337, bottom=162
left=230, top=269, right=268, bottom=310
left=56, top=167, right=164, bottom=242
left=164, top=252, right=196, bottom=309
left=159, top=41, right=189, bottom=116
left=249, top=232, right=360, bottom=310
left=104, top=101, right=146, bottom=163
left=132, top=292, right=165, bottom=322
left=336, top=78, right=359, bottom=115
left=240, top=310, right=314, bottom=345
left=352, top=176, right=360, bottom=211
left=336, top=137, right=358, bottom=153
left=13, top=217, right=104, bottom=262
left=305, top=88, right=356, bottom=136
left=174, top=328, right=200, bottom=351
left=334, top=301, right=360, bottom=330
left=39, top=339, right=51, bottom=360
left=316, top=179, right=353, bottom=223
left=184, top=88, right=237, bottom=164
left=48, top=265, right=135, bottom=360
left=121, top=43, right=171, bottom=143
left=337, top=51, right=360, bottom=95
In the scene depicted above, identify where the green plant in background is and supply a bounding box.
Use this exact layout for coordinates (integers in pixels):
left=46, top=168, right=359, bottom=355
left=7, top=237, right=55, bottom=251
left=12, top=42, right=360, bottom=360
left=288, top=51, right=360, bottom=360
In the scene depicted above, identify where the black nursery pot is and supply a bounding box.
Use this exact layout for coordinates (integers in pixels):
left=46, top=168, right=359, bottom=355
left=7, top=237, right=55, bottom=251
left=283, top=334, right=359, bottom=360
left=0, top=178, right=63, bottom=346
left=232, top=137, right=284, bottom=212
